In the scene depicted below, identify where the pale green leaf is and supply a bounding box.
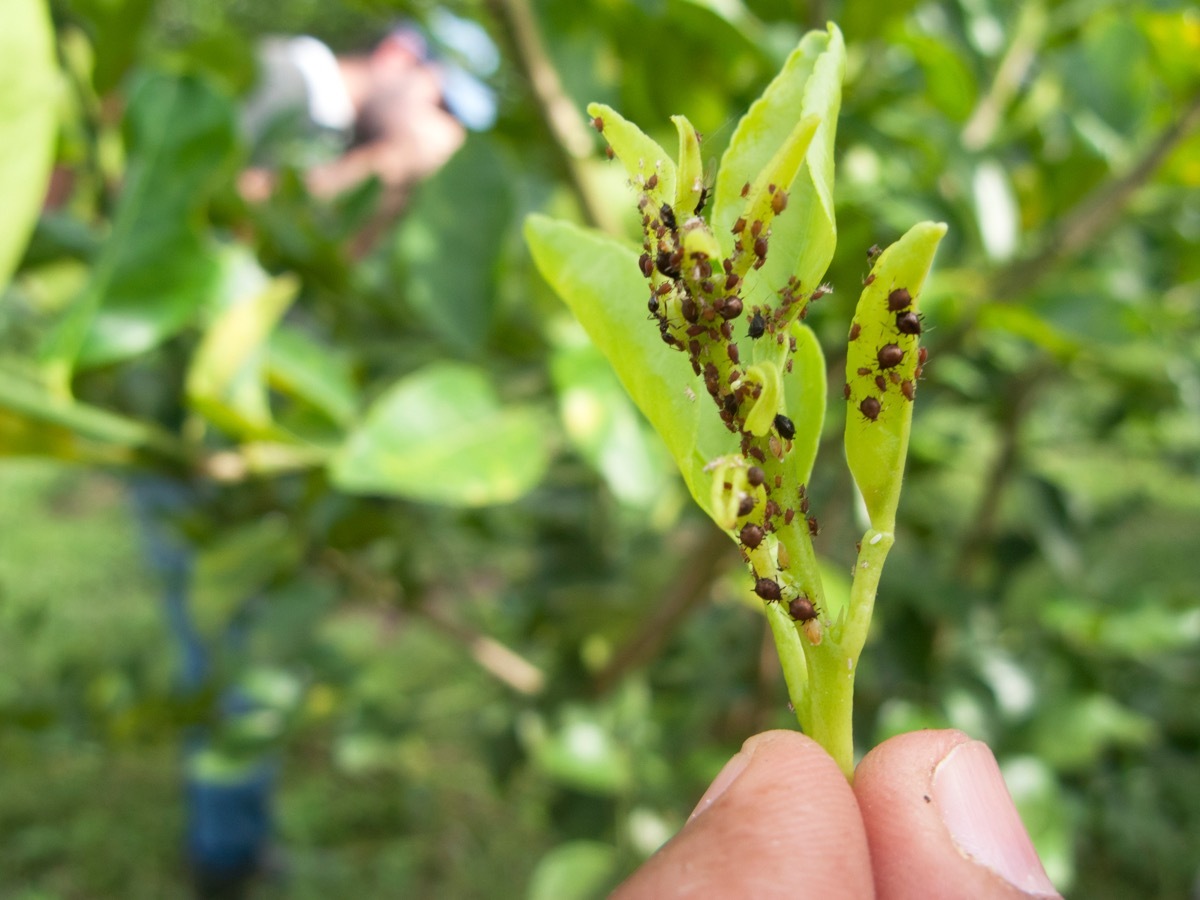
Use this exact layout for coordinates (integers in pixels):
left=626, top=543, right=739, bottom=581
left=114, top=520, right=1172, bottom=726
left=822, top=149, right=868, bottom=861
left=330, top=362, right=551, bottom=507
left=526, top=214, right=731, bottom=519
left=672, top=114, right=704, bottom=218
left=0, top=0, right=58, bottom=292
left=712, top=24, right=845, bottom=308
left=586, top=102, right=677, bottom=207
left=268, top=325, right=358, bottom=428
left=550, top=338, right=668, bottom=509
left=783, top=321, right=825, bottom=486
left=845, top=221, right=947, bottom=532
left=528, top=842, right=619, bottom=900
left=187, top=275, right=298, bottom=440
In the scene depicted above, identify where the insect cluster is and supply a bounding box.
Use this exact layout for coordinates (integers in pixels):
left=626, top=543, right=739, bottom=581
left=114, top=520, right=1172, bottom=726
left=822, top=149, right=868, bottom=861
left=593, top=113, right=833, bottom=635
left=844, top=272, right=928, bottom=425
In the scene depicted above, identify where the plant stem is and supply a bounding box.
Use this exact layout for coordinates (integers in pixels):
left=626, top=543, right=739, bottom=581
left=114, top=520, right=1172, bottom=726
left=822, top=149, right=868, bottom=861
left=804, top=641, right=856, bottom=779
left=843, top=529, right=894, bottom=660
left=0, top=371, right=195, bottom=467
left=776, top=527, right=894, bottom=779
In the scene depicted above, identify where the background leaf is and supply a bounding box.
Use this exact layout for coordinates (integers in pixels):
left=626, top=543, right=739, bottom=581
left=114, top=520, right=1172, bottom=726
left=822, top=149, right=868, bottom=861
left=391, top=136, right=514, bottom=354
left=330, top=362, right=552, bottom=506
left=186, top=272, right=298, bottom=440
left=42, top=73, right=236, bottom=379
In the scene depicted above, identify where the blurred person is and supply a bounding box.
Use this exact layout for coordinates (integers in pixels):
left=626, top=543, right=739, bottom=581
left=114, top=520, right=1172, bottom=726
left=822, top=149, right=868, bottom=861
left=142, top=19, right=499, bottom=897
left=617, top=728, right=1062, bottom=899
left=238, top=19, right=496, bottom=205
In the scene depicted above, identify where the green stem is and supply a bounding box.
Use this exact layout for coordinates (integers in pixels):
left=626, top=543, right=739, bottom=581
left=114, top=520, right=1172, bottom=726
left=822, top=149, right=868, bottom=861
left=766, top=526, right=894, bottom=779
left=0, top=371, right=196, bottom=466
left=804, top=640, right=856, bottom=778
left=844, top=528, right=894, bottom=660
left=765, top=601, right=809, bottom=709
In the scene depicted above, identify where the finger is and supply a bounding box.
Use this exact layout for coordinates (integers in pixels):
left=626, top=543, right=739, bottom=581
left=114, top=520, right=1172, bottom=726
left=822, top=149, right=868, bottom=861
left=854, top=729, right=1061, bottom=900
left=614, top=730, right=873, bottom=899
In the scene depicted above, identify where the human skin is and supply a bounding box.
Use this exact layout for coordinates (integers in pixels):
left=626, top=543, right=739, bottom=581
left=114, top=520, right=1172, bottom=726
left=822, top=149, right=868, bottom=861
left=614, top=729, right=1061, bottom=899
left=238, top=39, right=464, bottom=204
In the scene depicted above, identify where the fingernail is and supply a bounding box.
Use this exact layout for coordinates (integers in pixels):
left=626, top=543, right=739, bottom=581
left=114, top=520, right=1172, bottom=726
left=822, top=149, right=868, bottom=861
left=687, top=739, right=757, bottom=823
left=934, top=740, right=1060, bottom=898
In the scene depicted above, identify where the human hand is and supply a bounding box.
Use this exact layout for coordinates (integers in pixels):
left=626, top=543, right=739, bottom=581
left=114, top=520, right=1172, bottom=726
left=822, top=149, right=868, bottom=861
left=615, top=729, right=1061, bottom=899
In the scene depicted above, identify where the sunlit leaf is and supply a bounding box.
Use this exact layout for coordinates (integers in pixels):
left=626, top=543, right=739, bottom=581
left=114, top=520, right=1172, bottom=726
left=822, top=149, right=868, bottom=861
left=845, top=221, right=946, bottom=532
left=526, top=214, right=723, bottom=518
left=712, top=24, right=845, bottom=309
left=550, top=337, right=669, bottom=509
left=672, top=114, right=705, bottom=218
left=187, top=275, right=298, bottom=440
left=528, top=710, right=633, bottom=795
left=586, top=103, right=677, bottom=208
left=0, top=0, right=58, bottom=292
left=528, top=842, right=618, bottom=900
left=330, top=362, right=551, bottom=506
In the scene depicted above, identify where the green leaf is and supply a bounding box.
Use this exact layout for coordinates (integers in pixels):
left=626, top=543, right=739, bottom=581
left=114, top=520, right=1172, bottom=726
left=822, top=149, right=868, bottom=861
left=0, top=0, right=58, bottom=292
left=65, top=0, right=155, bottom=93
left=268, top=326, right=359, bottom=428
left=330, top=362, right=551, bottom=506
left=526, top=214, right=725, bottom=519
left=392, top=136, right=513, bottom=352
left=41, top=73, right=237, bottom=384
left=528, top=709, right=633, bottom=795
left=712, top=24, right=845, bottom=307
left=844, top=221, right=947, bottom=532
left=550, top=337, right=668, bottom=509
left=725, top=115, right=820, bottom=289
left=671, top=114, right=704, bottom=218
left=0, top=369, right=188, bottom=465
left=186, top=274, right=299, bottom=440
left=586, top=103, right=677, bottom=208
left=527, top=842, right=618, bottom=900
left=902, top=31, right=978, bottom=123
left=783, top=321, right=825, bottom=486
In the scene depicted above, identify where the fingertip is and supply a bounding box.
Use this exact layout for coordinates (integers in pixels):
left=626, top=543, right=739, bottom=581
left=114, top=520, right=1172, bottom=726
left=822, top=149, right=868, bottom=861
left=615, top=730, right=872, bottom=899
left=855, top=729, right=1061, bottom=900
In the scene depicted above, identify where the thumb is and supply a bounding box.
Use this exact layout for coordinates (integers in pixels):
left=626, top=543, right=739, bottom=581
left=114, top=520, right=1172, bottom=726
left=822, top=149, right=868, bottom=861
left=854, top=730, right=1061, bottom=900
left=613, top=730, right=873, bottom=899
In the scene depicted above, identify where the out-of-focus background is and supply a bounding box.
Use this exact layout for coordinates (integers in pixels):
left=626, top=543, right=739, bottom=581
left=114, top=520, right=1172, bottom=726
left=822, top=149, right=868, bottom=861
left=2, top=0, right=1198, bottom=896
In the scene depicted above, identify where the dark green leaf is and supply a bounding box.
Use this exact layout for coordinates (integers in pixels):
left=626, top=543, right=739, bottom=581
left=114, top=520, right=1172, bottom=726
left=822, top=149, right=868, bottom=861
left=42, top=73, right=237, bottom=380
left=391, top=136, right=513, bottom=353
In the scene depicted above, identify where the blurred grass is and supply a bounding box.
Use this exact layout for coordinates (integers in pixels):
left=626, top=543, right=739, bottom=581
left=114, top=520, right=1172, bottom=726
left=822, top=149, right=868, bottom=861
left=0, top=463, right=557, bottom=897
left=0, top=462, right=180, bottom=895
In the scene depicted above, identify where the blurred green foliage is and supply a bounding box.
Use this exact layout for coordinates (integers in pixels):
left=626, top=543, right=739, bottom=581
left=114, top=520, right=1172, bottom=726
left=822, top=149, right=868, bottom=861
left=2, top=0, right=1199, bottom=896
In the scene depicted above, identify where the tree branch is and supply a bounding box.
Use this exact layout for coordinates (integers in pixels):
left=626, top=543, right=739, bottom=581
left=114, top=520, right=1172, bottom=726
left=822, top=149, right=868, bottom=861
left=594, top=525, right=734, bottom=695
left=990, top=90, right=1200, bottom=299
left=488, top=0, right=621, bottom=234
left=961, top=3, right=1046, bottom=152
